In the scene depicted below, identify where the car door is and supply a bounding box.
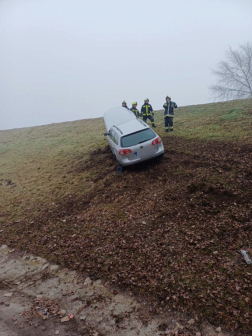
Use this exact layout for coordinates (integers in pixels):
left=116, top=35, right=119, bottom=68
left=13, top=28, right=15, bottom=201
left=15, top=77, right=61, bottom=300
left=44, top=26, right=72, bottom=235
left=107, top=128, right=116, bottom=154
left=113, top=131, right=120, bottom=159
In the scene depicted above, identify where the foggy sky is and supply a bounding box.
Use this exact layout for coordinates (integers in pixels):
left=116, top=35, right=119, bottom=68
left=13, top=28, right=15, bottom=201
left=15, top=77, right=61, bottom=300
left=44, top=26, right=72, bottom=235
left=0, top=0, right=251, bottom=130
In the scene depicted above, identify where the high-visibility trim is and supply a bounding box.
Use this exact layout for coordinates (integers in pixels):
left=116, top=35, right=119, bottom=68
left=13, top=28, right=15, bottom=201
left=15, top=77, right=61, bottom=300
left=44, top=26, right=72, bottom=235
left=170, top=127, right=173, bottom=130
left=164, top=114, right=174, bottom=117
left=151, top=121, right=155, bottom=124
left=165, top=127, right=169, bottom=129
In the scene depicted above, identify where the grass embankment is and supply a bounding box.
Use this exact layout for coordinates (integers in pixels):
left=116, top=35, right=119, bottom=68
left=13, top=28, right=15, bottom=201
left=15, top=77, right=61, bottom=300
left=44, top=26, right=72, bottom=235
left=155, top=97, right=252, bottom=142
left=0, top=119, right=105, bottom=222
left=0, top=98, right=252, bottom=335
left=0, top=98, right=251, bottom=223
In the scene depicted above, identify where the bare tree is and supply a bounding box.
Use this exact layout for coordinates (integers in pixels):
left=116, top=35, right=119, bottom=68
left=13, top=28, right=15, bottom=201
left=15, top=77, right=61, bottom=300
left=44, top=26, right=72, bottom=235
left=210, top=43, right=252, bottom=100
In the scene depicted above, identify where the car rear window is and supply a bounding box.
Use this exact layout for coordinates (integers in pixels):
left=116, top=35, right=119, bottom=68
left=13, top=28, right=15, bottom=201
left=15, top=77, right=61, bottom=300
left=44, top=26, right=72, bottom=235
left=121, top=128, right=156, bottom=147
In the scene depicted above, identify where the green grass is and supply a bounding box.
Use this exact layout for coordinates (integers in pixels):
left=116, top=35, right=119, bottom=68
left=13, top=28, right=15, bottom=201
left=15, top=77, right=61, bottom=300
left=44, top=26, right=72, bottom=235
left=155, top=98, right=252, bottom=142
left=0, top=119, right=106, bottom=222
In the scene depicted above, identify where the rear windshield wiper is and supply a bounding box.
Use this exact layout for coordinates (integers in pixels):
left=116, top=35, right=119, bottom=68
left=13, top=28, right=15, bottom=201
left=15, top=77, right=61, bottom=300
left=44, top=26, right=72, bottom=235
left=138, top=139, right=149, bottom=144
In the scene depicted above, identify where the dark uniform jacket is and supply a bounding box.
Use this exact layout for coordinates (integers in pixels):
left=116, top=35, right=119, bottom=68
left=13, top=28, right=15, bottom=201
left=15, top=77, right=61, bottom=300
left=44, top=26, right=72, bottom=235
left=123, top=105, right=129, bottom=110
left=130, top=107, right=140, bottom=118
left=163, top=101, right=177, bottom=117
left=141, top=103, right=153, bottom=116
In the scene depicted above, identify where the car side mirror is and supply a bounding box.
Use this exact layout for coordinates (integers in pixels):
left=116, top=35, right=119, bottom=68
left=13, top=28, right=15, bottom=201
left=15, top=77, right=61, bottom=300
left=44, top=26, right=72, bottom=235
left=104, top=133, right=109, bottom=136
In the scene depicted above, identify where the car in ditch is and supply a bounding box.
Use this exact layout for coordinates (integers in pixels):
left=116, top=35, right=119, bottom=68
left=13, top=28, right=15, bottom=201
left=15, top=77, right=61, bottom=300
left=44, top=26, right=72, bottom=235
left=103, top=106, right=164, bottom=169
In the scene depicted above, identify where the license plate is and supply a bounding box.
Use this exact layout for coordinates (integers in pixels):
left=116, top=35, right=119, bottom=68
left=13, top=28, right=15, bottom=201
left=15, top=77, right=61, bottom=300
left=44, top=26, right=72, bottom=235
left=134, top=152, right=138, bottom=157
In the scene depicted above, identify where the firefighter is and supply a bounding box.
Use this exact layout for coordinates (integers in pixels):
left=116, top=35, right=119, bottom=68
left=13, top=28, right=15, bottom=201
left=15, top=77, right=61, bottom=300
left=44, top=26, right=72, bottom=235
left=163, top=96, right=177, bottom=132
left=130, top=102, right=140, bottom=117
left=141, top=98, right=156, bottom=127
left=122, top=101, right=129, bottom=110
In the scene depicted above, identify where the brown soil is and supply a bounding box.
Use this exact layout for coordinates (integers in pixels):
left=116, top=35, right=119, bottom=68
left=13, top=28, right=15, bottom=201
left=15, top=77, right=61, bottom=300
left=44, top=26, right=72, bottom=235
left=1, top=135, right=252, bottom=335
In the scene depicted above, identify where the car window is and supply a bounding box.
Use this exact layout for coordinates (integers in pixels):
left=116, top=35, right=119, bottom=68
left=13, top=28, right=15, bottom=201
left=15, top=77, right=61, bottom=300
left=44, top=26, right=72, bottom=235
left=109, top=129, right=115, bottom=142
left=114, top=132, right=119, bottom=145
left=109, top=128, right=119, bottom=145
left=121, top=128, right=156, bottom=147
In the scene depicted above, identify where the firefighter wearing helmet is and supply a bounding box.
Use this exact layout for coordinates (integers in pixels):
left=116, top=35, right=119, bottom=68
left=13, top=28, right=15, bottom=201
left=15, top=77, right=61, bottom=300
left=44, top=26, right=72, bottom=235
left=163, top=96, right=177, bottom=132
left=141, top=98, right=156, bottom=127
left=122, top=101, right=129, bottom=110
left=130, top=102, right=140, bottom=118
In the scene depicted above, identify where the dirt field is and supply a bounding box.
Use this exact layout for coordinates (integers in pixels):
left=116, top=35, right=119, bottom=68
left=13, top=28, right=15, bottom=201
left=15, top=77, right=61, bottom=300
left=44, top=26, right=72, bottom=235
left=1, top=134, right=252, bottom=335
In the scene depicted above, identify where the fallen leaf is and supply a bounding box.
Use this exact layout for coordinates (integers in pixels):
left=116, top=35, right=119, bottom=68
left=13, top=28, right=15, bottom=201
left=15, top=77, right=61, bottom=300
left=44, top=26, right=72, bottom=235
left=61, top=316, right=70, bottom=322
left=4, top=293, right=13, bottom=297
left=176, top=322, right=184, bottom=329
left=188, top=318, right=195, bottom=325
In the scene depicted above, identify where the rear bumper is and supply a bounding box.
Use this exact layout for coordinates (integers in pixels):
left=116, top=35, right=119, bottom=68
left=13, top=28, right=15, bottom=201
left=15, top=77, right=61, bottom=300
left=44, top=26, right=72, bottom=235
left=117, top=147, right=165, bottom=166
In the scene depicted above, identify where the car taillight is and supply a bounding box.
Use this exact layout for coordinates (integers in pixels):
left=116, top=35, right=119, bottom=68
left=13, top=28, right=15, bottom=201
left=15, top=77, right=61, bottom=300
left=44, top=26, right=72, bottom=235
left=152, top=137, right=162, bottom=145
left=118, top=149, right=132, bottom=156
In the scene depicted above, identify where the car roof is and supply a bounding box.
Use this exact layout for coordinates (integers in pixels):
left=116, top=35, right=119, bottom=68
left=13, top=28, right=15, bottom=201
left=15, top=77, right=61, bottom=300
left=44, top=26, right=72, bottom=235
left=104, top=106, right=148, bottom=135
left=104, top=107, right=136, bottom=131
left=115, top=119, right=147, bottom=136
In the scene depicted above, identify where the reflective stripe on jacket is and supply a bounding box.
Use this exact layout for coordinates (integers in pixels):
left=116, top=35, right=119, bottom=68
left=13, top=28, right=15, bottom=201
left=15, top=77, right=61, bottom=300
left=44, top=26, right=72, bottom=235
left=130, top=107, right=140, bottom=117
left=163, top=101, right=177, bottom=117
left=141, top=104, right=153, bottom=116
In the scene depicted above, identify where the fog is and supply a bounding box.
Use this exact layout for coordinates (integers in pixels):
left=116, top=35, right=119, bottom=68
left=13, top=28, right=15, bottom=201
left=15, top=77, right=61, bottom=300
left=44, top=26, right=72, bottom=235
left=0, top=0, right=251, bottom=130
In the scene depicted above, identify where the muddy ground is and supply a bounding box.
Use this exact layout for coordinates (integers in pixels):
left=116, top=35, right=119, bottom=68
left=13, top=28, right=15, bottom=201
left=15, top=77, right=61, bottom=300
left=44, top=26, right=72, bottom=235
left=1, top=244, right=230, bottom=336
left=1, top=135, right=252, bottom=335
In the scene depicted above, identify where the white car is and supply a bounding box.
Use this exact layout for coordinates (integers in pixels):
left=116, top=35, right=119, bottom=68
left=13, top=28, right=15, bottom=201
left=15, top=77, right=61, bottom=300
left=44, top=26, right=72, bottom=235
left=103, top=107, right=164, bottom=168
